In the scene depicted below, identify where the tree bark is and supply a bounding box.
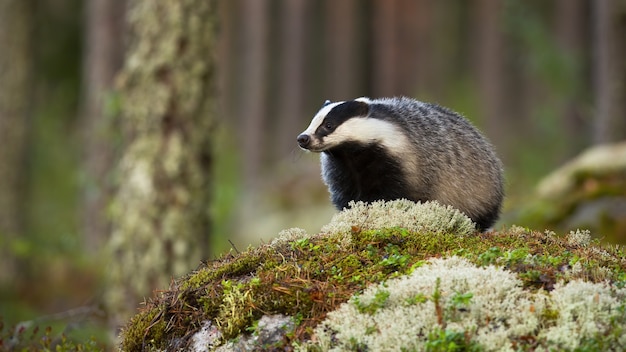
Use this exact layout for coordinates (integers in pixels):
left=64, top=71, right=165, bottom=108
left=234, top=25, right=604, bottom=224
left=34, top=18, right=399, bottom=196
left=473, top=0, right=508, bottom=160
left=80, top=0, right=125, bottom=253
left=277, top=0, right=308, bottom=158
left=592, top=0, right=626, bottom=144
left=0, top=0, right=34, bottom=284
left=371, top=0, right=399, bottom=97
left=324, top=0, right=361, bottom=99
left=240, top=0, right=268, bottom=188
left=106, top=0, right=216, bottom=326
left=398, top=0, right=427, bottom=97
left=555, top=0, right=588, bottom=157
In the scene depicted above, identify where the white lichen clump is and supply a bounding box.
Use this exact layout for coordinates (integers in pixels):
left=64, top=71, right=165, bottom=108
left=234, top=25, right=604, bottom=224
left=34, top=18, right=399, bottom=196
left=312, top=257, right=539, bottom=352
left=321, top=199, right=476, bottom=237
left=542, top=280, right=626, bottom=349
left=271, top=227, right=309, bottom=246
left=565, top=228, right=592, bottom=247
left=309, top=257, right=626, bottom=352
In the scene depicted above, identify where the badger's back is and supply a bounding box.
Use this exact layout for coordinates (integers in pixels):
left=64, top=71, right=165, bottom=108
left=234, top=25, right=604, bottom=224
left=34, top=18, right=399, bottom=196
left=297, top=97, right=504, bottom=230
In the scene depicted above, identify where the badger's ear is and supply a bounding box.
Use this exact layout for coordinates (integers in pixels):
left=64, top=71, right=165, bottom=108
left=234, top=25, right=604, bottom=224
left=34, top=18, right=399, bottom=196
left=322, top=100, right=332, bottom=107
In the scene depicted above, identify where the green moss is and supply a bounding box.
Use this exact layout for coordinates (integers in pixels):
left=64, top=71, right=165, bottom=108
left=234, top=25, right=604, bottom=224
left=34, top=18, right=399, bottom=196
left=215, top=279, right=255, bottom=337
left=181, top=250, right=264, bottom=290
left=119, top=201, right=626, bottom=351
left=120, top=306, right=168, bottom=351
left=541, top=307, right=560, bottom=323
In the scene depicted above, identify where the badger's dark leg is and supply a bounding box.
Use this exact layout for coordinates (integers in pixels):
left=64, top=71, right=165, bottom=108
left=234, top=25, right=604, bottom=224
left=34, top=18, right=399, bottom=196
left=471, top=205, right=501, bottom=231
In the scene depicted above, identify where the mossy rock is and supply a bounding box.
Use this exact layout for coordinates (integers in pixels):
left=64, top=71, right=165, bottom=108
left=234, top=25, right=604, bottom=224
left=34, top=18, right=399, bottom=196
left=119, top=200, right=626, bottom=351
left=512, top=142, right=626, bottom=243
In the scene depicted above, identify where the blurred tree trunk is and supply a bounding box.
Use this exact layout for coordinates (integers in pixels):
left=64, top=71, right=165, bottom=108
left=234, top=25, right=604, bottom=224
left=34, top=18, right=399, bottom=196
left=555, top=0, right=588, bottom=157
left=371, top=0, right=398, bottom=97
left=324, top=0, right=362, bottom=99
left=592, top=0, right=626, bottom=144
left=396, top=0, right=420, bottom=96
left=369, top=0, right=455, bottom=100
left=106, top=0, right=216, bottom=326
left=240, top=0, right=268, bottom=188
left=216, top=0, right=234, bottom=128
left=473, top=0, right=509, bottom=160
left=0, top=0, right=34, bottom=284
left=277, top=0, right=308, bottom=158
left=409, top=0, right=435, bottom=98
left=80, top=0, right=125, bottom=253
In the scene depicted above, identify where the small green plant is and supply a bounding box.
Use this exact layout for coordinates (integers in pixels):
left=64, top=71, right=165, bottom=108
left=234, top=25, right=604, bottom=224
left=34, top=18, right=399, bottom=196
left=380, top=253, right=410, bottom=269
left=478, top=247, right=503, bottom=265
left=405, top=293, right=428, bottom=306
left=353, top=289, right=391, bottom=315
left=450, top=291, right=473, bottom=308
left=426, top=328, right=481, bottom=352
left=291, top=237, right=321, bottom=252
left=329, top=266, right=344, bottom=282
left=503, top=248, right=529, bottom=264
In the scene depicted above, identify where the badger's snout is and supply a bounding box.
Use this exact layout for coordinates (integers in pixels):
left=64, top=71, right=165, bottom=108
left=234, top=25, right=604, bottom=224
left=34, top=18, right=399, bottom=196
left=297, top=134, right=311, bottom=149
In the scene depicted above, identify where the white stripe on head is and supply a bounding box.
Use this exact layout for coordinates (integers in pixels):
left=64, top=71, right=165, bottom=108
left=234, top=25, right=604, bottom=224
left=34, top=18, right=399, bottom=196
left=324, top=117, right=410, bottom=157
left=326, top=116, right=420, bottom=178
left=301, top=101, right=345, bottom=135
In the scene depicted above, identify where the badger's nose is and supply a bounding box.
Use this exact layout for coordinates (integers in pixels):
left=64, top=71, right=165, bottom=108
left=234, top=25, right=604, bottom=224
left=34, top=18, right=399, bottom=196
left=297, top=134, right=311, bottom=148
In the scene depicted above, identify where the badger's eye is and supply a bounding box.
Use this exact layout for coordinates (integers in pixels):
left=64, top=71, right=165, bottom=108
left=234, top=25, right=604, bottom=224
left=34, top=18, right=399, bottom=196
left=324, top=122, right=333, bottom=130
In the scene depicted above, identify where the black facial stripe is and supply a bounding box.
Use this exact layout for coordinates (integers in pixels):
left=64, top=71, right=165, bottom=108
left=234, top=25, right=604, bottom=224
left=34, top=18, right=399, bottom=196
left=315, top=100, right=370, bottom=137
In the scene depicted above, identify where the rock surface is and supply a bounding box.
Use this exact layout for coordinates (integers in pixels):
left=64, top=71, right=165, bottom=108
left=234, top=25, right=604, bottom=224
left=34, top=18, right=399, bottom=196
left=514, top=142, right=626, bottom=243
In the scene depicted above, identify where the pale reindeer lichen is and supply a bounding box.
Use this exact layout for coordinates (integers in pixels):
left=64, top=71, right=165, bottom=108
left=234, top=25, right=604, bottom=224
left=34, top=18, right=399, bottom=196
left=321, top=199, right=476, bottom=239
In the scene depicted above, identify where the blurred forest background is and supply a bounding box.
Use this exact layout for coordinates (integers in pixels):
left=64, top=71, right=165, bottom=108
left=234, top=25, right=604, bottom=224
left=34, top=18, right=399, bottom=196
left=0, top=0, right=625, bottom=349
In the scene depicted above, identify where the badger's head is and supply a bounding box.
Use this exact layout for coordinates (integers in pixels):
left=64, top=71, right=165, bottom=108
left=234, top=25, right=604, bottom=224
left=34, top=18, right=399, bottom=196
left=298, top=97, right=397, bottom=152
left=297, top=98, right=409, bottom=153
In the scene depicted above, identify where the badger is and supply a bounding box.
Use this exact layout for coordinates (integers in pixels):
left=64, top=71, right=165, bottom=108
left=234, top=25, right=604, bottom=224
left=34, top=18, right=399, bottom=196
left=296, top=96, right=504, bottom=231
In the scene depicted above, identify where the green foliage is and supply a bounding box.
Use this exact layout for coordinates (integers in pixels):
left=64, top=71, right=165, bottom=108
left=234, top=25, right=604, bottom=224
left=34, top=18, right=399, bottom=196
left=405, top=293, right=428, bottom=306
left=425, top=328, right=482, bottom=352
left=352, top=289, right=390, bottom=315
left=24, top=0, right=83, bottom=258
left=450, top=292, right=473, bottom=309
left=0, top=320, right=104, bottom=352
left=477, top=247, right=503, bottom=266
left=2, top=2, right=91, bottom=340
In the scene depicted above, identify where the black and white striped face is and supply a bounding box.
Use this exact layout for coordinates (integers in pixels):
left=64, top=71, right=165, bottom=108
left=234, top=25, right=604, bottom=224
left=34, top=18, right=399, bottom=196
left=298, top=98, right=403, bottom=152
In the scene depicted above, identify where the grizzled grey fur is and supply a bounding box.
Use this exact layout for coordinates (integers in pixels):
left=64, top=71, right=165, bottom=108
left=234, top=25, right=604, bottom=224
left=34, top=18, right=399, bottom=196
left=297, top=97, right=504, bottom=231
